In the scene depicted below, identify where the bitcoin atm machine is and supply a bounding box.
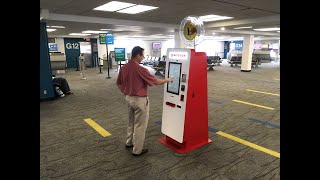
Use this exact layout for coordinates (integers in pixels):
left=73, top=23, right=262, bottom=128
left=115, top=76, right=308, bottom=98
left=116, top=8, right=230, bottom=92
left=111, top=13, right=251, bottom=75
left=159, top=48, right=212, bottom=154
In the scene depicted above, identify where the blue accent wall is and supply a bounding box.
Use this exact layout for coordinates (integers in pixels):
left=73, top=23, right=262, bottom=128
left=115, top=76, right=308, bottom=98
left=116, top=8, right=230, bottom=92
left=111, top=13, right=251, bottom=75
left=40, top=22, right=54, bottom=99
left=64, top=38, right=98, bottom=68
left=223, top=41, right=229, bottom=59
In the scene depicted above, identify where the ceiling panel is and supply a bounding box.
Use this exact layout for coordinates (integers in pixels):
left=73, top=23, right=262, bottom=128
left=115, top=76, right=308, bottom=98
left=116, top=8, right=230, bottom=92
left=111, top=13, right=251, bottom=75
left=41, top=0, right=280, bottom=39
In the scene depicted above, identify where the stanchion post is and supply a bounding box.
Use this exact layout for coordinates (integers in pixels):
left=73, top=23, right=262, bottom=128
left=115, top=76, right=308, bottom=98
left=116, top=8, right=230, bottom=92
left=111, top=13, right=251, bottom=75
left=106, top=44, right=111, bottom=79
left=98, top=57, right=102, bottom=74
left=75, top=56, right=80, bottom=71
left=106, top=58, right=111, bottom=79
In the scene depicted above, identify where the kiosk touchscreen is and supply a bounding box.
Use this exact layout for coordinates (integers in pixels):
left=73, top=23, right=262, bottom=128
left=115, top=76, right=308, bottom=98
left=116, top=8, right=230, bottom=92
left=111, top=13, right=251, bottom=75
left=159, top=48, right=211, bottom=154
left=167, top=62, right=182, bottom=95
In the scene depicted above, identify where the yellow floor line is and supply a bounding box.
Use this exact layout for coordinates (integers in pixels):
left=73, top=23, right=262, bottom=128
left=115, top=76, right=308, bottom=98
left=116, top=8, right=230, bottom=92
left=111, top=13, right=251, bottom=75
left=84, top=118, right=111, bottom=137
left=217, top=131, right=280, bottom=158
left=246, top=89, right=280, bottom=96
left=232, top=100, right=274, bottom=110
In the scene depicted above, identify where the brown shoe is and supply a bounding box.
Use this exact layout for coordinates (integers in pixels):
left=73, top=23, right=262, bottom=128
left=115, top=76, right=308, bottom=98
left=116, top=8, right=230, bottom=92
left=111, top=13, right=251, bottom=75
left=125, top=144, right=133, bottom=149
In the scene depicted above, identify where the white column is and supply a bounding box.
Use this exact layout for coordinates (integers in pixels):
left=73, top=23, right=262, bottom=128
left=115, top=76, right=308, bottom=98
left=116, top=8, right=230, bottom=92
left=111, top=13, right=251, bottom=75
left=174, top=29, right=183, bottom=48
left=241, top=35, right=254, bottom=72
left=55, top=38, right=65, bottom=54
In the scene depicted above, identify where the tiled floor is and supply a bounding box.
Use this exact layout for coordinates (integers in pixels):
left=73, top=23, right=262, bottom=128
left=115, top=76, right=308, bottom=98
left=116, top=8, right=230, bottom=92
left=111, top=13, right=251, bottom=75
left=41, top=60, right=280, bottom=179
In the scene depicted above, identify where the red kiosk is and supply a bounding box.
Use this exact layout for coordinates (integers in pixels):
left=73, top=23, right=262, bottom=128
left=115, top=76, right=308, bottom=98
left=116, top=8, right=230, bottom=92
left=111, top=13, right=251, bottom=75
left=159, top=48, right=211, bottom=154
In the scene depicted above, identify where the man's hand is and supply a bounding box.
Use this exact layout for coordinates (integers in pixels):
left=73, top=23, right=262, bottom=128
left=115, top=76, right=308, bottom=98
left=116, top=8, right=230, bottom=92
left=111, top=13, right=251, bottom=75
left=155, top=77, right=174, bottom=85
left=167, top=77, right=174, bottom=82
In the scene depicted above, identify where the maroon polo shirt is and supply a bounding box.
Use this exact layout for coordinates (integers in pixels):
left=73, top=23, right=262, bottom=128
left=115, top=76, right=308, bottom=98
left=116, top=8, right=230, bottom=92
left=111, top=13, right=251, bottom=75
left=116, top=60, right=157, bottom=97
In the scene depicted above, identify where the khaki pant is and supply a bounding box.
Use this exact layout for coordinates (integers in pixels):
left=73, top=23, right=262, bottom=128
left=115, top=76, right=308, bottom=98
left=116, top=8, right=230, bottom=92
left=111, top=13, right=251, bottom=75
left=125, top=95, right=149, bottom=154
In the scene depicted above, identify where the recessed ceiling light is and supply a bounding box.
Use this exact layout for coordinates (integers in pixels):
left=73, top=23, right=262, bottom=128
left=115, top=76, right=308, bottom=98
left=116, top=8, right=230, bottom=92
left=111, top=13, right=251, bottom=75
left=116, top=4, right=158, bottom=14
left=199, top=14, right=233, bottom=22
left=46, top=28, right=57, bottom=32
left=220, top=27, right=225, bottom=30
left=132, top=35, right=147, bottom=38
left=51, top=26, right=65, bottom=28
left=253, top=27, right=280, bottom=31
left=69, top=33, right=91, bottom=36
left=233, top=26, right=252, bottom=29
left=277, top=31, right=280, bottom=33
left=82, top=30, right=108, bottom=34
left=93, top=1, right=136, bottom=12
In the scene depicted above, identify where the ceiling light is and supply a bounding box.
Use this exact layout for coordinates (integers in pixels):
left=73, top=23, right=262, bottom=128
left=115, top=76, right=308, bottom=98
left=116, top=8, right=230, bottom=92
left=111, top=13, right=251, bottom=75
left=253, top=27, right=280, bottom=31
left=46, top=28, right=57, bottom=32
left=82, top=30, right=108, bottom=34
left=69, top=33, right=91, bottom=36
left=277, top=31, right=280, bottom=33
left=51, top=26, right=65, bottom=28
left=220, top=27, right=225, bottom=30
left=46, top=26, right=50, bottom=27
left=93, top=1, right=136, bottom=12
left=132, top=35, right=146, bottom=37
left=116, top=4, right=158, bottom=14
left=212, top=32, right=216, bottom=35
left=234, top=26, right=252, bottom=29
left=199, top=14, right=233, bottom=22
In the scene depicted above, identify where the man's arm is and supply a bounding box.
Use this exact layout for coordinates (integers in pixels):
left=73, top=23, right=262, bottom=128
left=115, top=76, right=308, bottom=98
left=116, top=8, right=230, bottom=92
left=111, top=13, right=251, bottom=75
left=154, top=77, right=173, bottom=85
left=139, top=67, right=173, bottom=86
left=116, top=70, right=123, bottom=91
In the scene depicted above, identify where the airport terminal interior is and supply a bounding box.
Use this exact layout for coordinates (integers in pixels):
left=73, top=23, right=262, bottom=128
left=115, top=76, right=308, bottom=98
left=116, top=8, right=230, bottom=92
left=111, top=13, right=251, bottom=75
left=40, top=0, right=280, bottom=179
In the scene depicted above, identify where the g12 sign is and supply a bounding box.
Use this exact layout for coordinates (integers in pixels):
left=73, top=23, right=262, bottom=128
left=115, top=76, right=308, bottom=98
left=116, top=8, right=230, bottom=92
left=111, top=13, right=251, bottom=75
left=66, top=43, right=79, bottom=49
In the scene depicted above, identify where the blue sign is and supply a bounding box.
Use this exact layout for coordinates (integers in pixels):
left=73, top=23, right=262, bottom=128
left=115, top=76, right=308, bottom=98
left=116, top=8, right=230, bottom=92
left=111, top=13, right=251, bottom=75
left=234, top=41, right=243, bottom=50
left=106, top=34, right=114, bottom=44
left=48, top=43, right=58, bottom=51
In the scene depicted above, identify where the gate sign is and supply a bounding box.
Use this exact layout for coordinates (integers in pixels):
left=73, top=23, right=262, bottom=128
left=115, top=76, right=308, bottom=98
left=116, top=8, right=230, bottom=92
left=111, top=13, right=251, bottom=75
left=115, top=48, right=125, bottom=61
left=65, top=43, right=79, bottom=49
left=234, top=41, right=243, bottom=50
left=99, top=33, right=106, bottom=44
left=106, top=34, right=114, bottom=44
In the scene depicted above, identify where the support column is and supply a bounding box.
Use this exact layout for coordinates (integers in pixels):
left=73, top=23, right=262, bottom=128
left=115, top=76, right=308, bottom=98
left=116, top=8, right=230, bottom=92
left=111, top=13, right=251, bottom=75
left=241, top=35, right=254, bottom=72
left=174, top=29, right=183, bottom=48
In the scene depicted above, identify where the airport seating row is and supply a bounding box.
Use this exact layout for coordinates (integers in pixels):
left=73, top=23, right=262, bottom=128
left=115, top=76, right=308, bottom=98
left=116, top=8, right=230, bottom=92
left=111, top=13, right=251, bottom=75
left=142, top=55, right=223, bottom=75
left=228, top=55, right=262, bottom=68
left=207, top=56, right=222, bottom=71
left=140, top=56, right=166, bottom=77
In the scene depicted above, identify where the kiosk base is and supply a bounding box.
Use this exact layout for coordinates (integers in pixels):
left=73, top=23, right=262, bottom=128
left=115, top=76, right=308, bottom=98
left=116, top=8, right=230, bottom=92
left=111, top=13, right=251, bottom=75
left=159, top=136, right=212, bottom=154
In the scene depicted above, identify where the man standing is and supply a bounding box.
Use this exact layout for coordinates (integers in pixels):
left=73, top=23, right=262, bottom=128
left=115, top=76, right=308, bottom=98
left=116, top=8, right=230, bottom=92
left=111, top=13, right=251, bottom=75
left=116, top=46, right=173, bottom=156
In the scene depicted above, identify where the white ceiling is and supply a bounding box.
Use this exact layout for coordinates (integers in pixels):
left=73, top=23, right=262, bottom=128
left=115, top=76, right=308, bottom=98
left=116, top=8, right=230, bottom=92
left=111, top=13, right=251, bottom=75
left=40, top=0, right=280, bottom=40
